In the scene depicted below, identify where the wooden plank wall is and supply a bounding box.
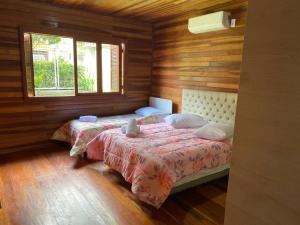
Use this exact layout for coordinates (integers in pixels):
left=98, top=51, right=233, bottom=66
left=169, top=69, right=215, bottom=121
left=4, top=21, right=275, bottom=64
left=225, top=0, right=300, bottom=224
left=0, top=0, right=152, bottom=153
left=151, top=0, right=248, bottom=112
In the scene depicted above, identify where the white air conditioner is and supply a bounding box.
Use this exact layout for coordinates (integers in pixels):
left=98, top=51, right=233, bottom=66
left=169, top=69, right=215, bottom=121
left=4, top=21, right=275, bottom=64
left=188, top=11, right=231, bottom=34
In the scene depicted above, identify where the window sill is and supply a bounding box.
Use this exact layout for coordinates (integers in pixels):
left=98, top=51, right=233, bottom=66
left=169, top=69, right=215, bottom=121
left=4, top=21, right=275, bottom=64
left=23, top=93, right=126, bottom=102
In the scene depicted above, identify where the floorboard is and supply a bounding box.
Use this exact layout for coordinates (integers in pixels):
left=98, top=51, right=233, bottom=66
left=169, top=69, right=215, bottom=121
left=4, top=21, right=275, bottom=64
left=0, top=144, right=228, bottom=225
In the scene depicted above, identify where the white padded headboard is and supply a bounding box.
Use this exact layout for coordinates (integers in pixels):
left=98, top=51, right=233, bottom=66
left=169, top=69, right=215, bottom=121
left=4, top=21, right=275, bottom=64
left=182, top=89, right=238, bottom=124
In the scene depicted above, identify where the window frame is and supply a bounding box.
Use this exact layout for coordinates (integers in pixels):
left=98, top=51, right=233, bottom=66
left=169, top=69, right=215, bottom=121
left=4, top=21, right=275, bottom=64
left=20, top=26, right=127, bottom=101
left=100, top=41, right=123, bottom=95
left=74, top=38, right=100, bottom=96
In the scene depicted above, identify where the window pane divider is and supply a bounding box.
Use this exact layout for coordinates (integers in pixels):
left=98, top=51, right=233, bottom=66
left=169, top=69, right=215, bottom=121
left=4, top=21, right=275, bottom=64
left=73, top=39, right=78, bottom=96
left=97, top=42, right=102, bottom=94
left=118, top=43, right=122, bottom=94
left=27, top=33, right=36, bottom=97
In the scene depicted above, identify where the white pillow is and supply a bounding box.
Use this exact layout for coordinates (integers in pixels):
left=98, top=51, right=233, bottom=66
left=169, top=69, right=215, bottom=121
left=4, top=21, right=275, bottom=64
left=154, top=113, right=169, bottom=122
left=135, top=107, right=165, bottom=116
left=136, top=114, right=168, bottom=125
left=194, top=122, right=234, bottom=141
left=164, top=114, right=207, bottom=128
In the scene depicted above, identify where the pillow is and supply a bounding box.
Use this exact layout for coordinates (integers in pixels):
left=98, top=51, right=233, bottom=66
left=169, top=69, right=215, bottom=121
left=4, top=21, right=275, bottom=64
left=137, top=113, right=169, bottom=125
left=135, top=107, right=165, bottom=117
left=194, top=122, right=234, bottom=141
left=153, top=113, right=169, bottom=122
left=164, top=114, right=207, bottom=128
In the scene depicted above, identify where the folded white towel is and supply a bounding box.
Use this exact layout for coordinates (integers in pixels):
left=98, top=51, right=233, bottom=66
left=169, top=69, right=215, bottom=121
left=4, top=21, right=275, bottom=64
left=121, top=124, right=127, bottom=134
left=79, top=115, right=97, bottom=122
left=125, top=119, right=140, bottom=138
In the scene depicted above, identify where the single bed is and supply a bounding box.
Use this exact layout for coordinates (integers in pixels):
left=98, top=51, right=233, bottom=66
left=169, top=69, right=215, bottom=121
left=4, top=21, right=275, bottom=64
left=85, top=89, right=238, bottom=208
left=51, top=97, right=172, bottom=157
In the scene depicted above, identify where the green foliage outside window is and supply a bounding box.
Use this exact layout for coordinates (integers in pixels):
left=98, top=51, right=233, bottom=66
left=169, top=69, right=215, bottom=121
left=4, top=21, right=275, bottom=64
left=33, top=58, right=95, bottom=91
left=33, top=60, right=55, bottom=88
left=32, top=34, right=62, bottom=47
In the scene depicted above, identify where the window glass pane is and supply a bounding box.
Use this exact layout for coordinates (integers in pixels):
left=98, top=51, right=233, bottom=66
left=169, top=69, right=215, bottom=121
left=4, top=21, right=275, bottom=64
left=102, top=44, right=120, bottom=93
left=31, top=33, right=75, bottom=97
left=77, top=41, right=97, bottom=93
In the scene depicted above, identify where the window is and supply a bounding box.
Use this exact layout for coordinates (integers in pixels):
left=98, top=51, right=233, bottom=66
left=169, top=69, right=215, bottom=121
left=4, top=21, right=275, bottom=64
left=22, top=30, right=125, bottom=98
left=102, top=44, right=120, bottom=93
left=76, top=41, right=97, bottom=93
left=28, top=33, right=75, bottom=97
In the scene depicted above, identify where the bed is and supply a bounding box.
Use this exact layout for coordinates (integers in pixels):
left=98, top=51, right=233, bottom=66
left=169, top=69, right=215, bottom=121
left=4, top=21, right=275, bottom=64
left=51, top=97, right=172, bottom=157
left=86, top=89, right=238, bottom=208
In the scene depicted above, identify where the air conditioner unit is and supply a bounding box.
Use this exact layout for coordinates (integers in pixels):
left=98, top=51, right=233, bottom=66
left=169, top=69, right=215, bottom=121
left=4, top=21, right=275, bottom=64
left=188, top=11, right=231, bottom=34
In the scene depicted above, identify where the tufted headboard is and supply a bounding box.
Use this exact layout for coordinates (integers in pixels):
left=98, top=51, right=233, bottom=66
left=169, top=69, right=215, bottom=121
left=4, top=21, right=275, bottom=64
left=182, top=89, right=238, bottom=124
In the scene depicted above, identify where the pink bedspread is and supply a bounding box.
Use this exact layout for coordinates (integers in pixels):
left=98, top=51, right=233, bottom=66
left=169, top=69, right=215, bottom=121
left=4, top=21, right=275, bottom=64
left=86, top=123, right=231, bottom=208
left=52, top=114, right=163, bottom=157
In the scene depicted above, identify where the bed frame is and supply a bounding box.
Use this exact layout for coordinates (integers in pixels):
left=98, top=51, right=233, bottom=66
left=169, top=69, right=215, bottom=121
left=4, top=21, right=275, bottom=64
left=171, top=89, right=238, bottom=193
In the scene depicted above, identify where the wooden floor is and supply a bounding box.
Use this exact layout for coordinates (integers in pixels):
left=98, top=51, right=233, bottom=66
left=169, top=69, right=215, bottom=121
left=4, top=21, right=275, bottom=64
left=0, top=144, right=228, bottom=225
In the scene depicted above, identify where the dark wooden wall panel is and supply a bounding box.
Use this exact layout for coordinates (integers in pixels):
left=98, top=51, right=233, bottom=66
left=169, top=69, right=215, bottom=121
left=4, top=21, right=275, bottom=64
left=151, top=1, right=248, bottom=112
left=0, top=0, right=152, bottom=153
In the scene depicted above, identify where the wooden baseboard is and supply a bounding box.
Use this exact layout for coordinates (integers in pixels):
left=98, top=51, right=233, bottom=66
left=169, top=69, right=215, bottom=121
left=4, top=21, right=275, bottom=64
left=0, top=141, right=69, bottom=155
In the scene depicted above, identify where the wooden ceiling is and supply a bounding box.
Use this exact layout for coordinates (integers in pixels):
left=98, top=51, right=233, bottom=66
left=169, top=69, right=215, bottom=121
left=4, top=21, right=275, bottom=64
left=33, top=0, right=242, bottom=22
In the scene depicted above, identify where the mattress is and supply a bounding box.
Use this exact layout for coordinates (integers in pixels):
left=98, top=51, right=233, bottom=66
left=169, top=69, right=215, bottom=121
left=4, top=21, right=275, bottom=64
left=86, top=122, right=232, bottom=208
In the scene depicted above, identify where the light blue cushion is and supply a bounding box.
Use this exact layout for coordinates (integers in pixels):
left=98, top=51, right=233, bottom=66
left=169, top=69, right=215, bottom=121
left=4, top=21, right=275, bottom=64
left=135, top=107, right=165, bottom=117
left=79, top=115, right=97, bottom=122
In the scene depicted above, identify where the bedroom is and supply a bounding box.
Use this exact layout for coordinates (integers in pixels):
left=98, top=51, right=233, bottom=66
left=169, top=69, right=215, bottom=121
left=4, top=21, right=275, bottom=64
left=0, top=0, right=299, bottom=225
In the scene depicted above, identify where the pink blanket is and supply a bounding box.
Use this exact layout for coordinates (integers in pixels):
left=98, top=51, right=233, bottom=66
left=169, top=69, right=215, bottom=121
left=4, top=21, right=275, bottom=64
left=52, top=114, right=162, bottom=157
left=86, top=123, right=231, bottom=208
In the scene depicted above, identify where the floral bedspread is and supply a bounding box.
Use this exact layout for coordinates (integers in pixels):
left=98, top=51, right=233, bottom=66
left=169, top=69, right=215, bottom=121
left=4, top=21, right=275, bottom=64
left=52, top=114, right=163, bottom=157
left=86, top=123, right=231, bottom=208
left=52, top=114, right=141, bottom=156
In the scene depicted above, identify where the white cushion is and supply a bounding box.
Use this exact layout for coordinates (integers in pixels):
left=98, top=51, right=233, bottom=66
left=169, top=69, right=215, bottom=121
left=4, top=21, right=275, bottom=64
left=135, top=107, right=165, bottom=116
left=194, top=122, right=234, bottom=141
left=164, top=114, right=207, bottom=128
